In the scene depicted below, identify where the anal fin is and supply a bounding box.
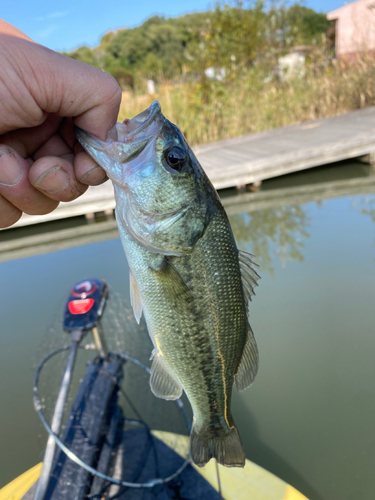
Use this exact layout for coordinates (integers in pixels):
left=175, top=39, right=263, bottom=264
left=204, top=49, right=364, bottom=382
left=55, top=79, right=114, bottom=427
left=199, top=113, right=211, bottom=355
left=150, top=350, right=183, bottom=400
left=129, top=269, right=143, bottom=324
left=234, top=325, right=259, bottom=392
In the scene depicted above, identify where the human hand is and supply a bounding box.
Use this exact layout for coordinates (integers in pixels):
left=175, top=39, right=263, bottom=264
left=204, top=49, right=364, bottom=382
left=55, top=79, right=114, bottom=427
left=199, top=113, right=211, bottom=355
left=0, top=20, right=121, bottom=228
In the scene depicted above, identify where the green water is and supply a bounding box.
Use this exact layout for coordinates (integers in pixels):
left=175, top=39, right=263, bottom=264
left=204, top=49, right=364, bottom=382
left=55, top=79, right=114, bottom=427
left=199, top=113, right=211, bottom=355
left=1, top=161, right=375, bottom=499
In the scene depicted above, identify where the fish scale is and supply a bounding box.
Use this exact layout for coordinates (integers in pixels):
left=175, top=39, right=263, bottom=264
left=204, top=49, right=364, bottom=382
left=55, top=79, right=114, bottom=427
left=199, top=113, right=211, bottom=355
left=122, top=206, right=248, bottom=456
left=75, top=101, right=260, bottom=468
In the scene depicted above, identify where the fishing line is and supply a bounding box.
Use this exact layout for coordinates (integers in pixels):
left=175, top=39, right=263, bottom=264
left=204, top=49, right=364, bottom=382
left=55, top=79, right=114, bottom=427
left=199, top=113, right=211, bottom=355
left=95, top=358, right=190, bottom=499
left=119, top=389, right=161, bottom=481
left=215, top=460, right=223, bottom=500
left=93, top=368, right=161, bottom=500
left=87, top=369, right=156, bottom=500
left=33, top=348, right=191, bottom=489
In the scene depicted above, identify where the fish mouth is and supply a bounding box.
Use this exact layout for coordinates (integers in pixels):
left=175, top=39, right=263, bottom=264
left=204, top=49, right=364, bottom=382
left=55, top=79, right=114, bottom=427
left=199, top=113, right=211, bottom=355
left=75, top=101, right=163, bottom=173
left=119, top=101, right=161, bottom=139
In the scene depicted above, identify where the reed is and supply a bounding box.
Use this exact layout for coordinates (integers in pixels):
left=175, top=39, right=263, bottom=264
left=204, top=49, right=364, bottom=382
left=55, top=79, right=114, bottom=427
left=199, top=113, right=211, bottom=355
left=118, top=54, right=375, bottom=146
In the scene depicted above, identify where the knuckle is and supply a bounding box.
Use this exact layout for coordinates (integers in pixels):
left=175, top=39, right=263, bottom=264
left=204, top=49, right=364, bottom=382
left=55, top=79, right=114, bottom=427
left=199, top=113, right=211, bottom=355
left=24, top=199, right=59, bottom=215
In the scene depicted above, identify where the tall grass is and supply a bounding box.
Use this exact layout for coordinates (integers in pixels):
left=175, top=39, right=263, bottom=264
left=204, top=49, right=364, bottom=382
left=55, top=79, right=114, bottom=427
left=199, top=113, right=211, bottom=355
left=118, top=54, right=375, bottom=146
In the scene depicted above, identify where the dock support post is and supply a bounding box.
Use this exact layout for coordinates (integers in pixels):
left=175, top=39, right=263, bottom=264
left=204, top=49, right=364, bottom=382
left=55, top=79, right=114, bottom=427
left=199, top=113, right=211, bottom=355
left=358, top=151, right=375, bottom=165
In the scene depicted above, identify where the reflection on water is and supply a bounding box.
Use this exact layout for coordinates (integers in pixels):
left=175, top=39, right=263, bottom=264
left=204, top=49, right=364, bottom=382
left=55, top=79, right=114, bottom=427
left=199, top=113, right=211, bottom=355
left=1, top=161, right=375, bottom=500
left=230, top=193, right=375, bottom=275
left=230, top=206, right=310, bottom=276
left=357, top=194, right=375, bottom=223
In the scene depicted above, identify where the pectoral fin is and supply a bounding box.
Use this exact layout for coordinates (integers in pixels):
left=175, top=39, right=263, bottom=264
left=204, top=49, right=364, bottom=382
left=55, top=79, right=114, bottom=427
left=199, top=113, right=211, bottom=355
left=129, top=269, right=143, bottom=324
left=150, top=350, right=183, bottom=400
left=234, top=325, right=259, bottom=391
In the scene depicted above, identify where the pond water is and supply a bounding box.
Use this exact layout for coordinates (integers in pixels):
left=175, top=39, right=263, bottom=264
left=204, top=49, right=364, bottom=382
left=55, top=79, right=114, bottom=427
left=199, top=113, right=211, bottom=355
left=1, top=161, right=375, bottom=500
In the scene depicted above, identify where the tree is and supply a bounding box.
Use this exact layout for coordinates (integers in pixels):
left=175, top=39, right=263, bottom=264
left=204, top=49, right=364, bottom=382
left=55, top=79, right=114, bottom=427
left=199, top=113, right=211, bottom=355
left=64, top=3, right=332, bottom=83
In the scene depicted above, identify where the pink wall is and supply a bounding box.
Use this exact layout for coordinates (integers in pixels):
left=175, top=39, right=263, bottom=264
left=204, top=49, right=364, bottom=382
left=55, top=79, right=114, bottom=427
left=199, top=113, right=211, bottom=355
left=327, top=0, right=375, bottom=58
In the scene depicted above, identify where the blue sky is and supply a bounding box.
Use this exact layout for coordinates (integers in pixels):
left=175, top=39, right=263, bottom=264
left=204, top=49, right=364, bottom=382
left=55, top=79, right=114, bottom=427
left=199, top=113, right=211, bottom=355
left=3, top=0, right=346, bottom=53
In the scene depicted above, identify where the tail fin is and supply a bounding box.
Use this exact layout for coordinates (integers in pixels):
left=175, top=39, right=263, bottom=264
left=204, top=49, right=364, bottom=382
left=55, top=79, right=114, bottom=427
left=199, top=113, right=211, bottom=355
left=191, top=423, right=245, bottom=468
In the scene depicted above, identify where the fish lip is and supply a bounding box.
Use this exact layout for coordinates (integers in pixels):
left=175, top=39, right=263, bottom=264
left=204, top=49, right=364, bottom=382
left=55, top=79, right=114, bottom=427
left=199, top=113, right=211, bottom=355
left=75, top=101, right=162, bottom=154
left=125, top=101, right=161, bottom=138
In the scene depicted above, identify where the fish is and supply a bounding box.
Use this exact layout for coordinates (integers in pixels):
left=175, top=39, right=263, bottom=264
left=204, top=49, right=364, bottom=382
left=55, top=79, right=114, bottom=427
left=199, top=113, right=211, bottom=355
left=75, top=101, right=260, bottom=468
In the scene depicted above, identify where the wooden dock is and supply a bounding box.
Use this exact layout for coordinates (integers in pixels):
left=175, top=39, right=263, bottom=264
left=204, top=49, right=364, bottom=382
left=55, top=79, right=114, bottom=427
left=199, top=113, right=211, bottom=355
left=3, top=106, right=375, bottom=229
left=196, top=106, right=375, bottom=189
left=1, top=162, right=374, bottom=262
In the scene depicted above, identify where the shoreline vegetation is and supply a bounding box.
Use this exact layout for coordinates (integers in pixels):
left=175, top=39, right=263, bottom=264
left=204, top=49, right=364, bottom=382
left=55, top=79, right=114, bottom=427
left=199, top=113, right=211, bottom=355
left=66, top=1, right=375, bottom=146
left=118, top=53, right=375, bottom=146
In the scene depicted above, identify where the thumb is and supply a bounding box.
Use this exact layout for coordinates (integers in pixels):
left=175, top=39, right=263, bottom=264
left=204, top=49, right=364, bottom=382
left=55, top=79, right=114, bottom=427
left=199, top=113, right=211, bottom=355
left=2, top=24, right=121, bottom=140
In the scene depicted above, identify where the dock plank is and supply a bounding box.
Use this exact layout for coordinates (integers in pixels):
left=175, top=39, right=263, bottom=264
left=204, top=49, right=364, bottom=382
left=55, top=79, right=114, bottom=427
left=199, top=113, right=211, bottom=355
left=3, top=106, right=375, bottom=229
left=197, top=107, right=375, bottom=188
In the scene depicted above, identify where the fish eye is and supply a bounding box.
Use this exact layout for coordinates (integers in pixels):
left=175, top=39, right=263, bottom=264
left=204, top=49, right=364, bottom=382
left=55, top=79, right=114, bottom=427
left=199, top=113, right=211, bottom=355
left=164, top=146, right=186, bottom=171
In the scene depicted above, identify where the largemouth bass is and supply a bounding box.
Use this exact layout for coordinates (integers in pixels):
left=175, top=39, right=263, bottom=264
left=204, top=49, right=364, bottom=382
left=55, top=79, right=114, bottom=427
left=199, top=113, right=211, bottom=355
left=75, top=101, right=260, bottom=467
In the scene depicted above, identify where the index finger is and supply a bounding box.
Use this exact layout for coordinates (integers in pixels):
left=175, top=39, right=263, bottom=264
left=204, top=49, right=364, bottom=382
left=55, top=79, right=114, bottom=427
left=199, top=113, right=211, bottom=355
left=35, top=47, right=122, bottom=140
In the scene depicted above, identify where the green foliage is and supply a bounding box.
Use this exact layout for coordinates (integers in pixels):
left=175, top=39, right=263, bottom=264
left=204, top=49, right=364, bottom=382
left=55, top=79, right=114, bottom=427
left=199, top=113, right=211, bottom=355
left=117, top=51, right=375, bottom=146
left=286, top=4, right=331, bottom=45
left=64, top=2, right=332, bottom=86
left=99, top=14, right=206, bottom=82
left=65, top=46, right=101, bottom=67
left=106, top=63, right=135, bottom=89
left=186, top=1, right=267, bottom=72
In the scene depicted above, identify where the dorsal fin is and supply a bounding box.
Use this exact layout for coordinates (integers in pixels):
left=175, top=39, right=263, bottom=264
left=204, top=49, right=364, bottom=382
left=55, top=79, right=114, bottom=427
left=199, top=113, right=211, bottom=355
left=150, top=350, right=183, bottom=400
left=234, top=324, right=259, bottom=391
left=129, top=269, right=143, bottom=324
left=238, top=250, right=260, bottom=303
left=236, top=250, right=260, bottom=390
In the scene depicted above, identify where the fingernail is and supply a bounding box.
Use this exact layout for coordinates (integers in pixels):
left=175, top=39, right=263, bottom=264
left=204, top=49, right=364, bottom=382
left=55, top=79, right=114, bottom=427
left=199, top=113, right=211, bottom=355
left=33, top=166, right=69, bottom=193
left=0, top=148, right=25, bottom=186
left=80, top=166, right=107, bottom=185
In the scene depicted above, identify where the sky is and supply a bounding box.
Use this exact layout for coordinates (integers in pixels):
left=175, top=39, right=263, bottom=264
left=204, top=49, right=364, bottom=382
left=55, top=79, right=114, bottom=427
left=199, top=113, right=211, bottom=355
left=2, top=0, right=347, bottom=53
